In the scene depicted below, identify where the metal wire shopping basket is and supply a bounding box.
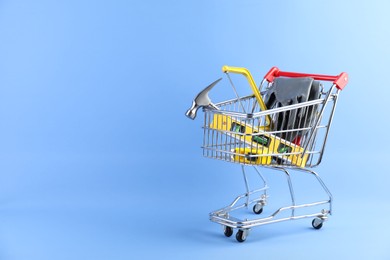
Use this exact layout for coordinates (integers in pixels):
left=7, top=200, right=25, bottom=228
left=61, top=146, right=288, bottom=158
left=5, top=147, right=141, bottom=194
left=186, top=65, right=348, bottom=242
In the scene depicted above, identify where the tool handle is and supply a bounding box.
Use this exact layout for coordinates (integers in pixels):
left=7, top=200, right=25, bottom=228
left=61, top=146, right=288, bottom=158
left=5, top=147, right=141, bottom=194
left=222, top=65, right=267, bottom=111
left=264, top=67, right=348, bottom=90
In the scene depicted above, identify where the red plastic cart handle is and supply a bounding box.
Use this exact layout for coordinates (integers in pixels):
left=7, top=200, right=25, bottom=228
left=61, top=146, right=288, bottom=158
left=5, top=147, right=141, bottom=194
left=264, top=67, right=348, bottom=90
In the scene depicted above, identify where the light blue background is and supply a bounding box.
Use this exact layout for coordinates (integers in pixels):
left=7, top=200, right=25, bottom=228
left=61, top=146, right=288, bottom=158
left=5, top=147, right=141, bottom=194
left=0, top=0, right=389, bottom=259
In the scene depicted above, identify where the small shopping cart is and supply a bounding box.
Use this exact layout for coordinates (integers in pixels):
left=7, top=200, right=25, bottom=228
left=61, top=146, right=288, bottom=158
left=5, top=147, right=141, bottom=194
left=185, top=65, right=348, bottom=242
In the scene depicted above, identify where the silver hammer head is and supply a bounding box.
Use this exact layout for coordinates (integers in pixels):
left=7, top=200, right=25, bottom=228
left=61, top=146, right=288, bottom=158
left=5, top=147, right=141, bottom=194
left=185, top=78, right=222, bottom=120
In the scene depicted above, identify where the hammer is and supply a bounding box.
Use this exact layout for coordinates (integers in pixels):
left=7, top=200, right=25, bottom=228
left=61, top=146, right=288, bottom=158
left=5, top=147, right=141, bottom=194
left=185, top=78, right=222, bottom=120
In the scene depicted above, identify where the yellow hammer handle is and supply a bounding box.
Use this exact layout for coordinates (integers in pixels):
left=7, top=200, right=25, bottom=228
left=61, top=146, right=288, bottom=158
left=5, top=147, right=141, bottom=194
left=222, top=66, right=267, bottom=111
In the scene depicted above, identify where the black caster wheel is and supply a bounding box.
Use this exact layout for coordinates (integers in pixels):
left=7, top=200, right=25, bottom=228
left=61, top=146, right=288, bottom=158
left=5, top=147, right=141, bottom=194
left=312, top=218, right=324, bottom=229
left=253, top=203, right=263, bottom=214
left=223, top=226, right=233, bottom=237
left=236, top=229, right=248, bottom=243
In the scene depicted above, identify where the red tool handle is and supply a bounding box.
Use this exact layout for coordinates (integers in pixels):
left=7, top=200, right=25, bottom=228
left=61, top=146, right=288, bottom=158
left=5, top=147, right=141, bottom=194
left=264, top=67, right=348, bottom=90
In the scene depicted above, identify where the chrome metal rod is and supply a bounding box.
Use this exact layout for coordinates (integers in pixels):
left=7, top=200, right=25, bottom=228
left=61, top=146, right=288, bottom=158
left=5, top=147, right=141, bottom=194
left=302, top=84, right=336, bottom=154
left=212, top=186, right=269, bottom=215
left=211, top=201, right=330, bottom=229
left=317, top=89, right=340, bottom=165
left=272, top=167, right=296, bottom=217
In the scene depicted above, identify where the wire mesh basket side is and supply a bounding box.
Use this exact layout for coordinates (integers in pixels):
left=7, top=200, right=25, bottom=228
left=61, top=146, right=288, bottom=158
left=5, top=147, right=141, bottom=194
left=202, top=95, right=337, bottom=168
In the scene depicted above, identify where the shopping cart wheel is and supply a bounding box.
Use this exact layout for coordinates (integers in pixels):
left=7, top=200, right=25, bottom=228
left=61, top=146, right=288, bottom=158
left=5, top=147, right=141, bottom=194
left=236, top=229, right=248, bottom=243
left=223, top=226, right=233, bottom=237
left=312, top=218, right=324, bottom=229
left=253, top=203, right=264, bottom=214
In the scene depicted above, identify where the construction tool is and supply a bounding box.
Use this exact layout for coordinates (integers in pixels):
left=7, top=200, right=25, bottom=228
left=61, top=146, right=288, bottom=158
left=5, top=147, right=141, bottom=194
left=222, top=66, right=271, bottom=128
left=222, top=66, right=267, bottom=111
left=185, top=78, right=222, bottom=120
left=209, top=113, right=309, bottom=167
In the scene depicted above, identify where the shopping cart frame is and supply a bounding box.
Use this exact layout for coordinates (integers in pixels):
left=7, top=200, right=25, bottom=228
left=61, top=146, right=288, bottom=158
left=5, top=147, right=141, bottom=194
left=191, top=66, right=347, bottom=242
